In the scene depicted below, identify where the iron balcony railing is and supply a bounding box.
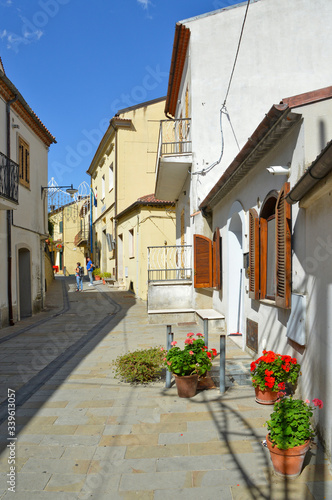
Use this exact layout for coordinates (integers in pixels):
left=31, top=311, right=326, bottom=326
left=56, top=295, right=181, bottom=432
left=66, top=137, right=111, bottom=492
left=0, top=151, right=19, bottom=204
left=148, top=245, right=192, bottom=282
left=74, top=226, right=89, bottom=247
left=158, top=118, right=191, bottom=156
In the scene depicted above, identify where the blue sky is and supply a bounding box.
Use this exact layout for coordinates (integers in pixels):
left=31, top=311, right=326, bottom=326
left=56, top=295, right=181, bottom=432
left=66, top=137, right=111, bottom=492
left=0, top=0, right=239, bottom=189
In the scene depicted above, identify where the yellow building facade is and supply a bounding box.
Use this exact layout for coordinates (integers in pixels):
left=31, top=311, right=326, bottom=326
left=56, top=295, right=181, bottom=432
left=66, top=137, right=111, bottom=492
left=49, top=196, right=89, bottom=275
left=116, top=195, right=175, bottom=300
left=87, top=97, right=176, bottom=298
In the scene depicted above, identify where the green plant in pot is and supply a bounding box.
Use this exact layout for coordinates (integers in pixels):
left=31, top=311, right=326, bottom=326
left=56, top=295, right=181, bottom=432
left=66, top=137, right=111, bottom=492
left=164, top=333, right=217, bottom=398
left=92, top=267, right=101, bottom=279
left=265, top=396, right=323, bottom=478
left=250, top=350, right=301, bottom=404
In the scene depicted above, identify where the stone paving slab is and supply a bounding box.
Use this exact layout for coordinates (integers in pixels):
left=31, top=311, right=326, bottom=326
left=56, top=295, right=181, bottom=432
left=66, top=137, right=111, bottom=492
left=0, top=277, right=331, bottom=499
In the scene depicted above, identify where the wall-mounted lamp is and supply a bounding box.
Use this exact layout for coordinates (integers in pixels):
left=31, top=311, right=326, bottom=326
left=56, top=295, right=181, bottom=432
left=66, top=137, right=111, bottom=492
left=266, top=164, right=291, bottom=176
left=41, top=184, right=78, bottom=198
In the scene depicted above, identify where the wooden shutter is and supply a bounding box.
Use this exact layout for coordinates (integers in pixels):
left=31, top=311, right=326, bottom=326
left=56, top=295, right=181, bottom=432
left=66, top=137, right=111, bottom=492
left=194, top=234, right=212, bottom=288
left=212, top=228, right=221, bottom=290
left=260, top=217, right=267, bottom=299
left=248, top=209, right=260, bottom=299
left=275, top=182, right=292, bottom=309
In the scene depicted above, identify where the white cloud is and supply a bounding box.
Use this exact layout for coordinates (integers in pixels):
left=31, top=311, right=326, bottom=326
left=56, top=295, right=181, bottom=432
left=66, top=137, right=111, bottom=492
left=137, top=0, right=150, bottom=10
left=22, top=28, right=43, bottom=41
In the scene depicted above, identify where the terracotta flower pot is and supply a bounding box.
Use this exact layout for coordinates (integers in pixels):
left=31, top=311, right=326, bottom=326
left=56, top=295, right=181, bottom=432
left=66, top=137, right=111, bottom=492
left=255, top=386, right=279, bottom=405
left=95, top=275, right=101, bottom=281
left=174, top=373, right=198, bottom=398
left=266, top=434, right=311, bottom=478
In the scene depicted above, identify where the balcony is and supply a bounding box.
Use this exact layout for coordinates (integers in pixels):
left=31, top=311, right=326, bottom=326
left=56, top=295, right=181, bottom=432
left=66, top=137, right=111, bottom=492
left=0, top=151, right=19, bottom=210
left=155, top=118, right=192, bottom=201
left=148, top=245, right=192, bottom=282
left=74, top=227, right=89, bottom=247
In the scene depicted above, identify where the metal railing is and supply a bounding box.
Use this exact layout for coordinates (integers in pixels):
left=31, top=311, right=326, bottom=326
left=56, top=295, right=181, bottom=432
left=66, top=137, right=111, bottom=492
left=74, top=226, right=89, bottom=247
left=0, top=151, right=19, bottom=203
left=158, top=118, right=191, bottom=156
left=148, top=245, right=192, bottom=282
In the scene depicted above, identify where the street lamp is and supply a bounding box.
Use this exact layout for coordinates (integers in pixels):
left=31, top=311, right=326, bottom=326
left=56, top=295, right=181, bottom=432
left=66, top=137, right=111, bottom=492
left=41, top=184, right=78, bottom=198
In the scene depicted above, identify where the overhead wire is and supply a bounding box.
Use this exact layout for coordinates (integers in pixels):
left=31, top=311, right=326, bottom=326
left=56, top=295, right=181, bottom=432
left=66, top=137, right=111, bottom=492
left=193, top=0, right=251, bottom=177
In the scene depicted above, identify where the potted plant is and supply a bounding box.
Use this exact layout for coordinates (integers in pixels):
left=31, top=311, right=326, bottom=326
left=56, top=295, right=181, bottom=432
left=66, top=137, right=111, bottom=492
left=265, top=396, right=323, bottom=478
left=93, top=268, right=101, bottom=280
left=101, top=271, right=112, bottom=284
left=250, top=350, right=301, bottom=404
left=164, top=333, right=217, bottom=398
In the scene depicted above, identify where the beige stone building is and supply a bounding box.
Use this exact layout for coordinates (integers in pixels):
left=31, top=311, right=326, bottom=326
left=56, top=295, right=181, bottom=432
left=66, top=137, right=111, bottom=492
left=0, top=57, right=56, bottom=327
left=49, top=196, right=89, bottom=276
left=115, top=194, right=175, bottom=300
left=87, top=97, right=176, bottom=296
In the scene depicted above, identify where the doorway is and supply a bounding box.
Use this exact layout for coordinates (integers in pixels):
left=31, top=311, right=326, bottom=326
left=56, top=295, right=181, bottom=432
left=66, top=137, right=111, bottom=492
left=227, top=202, right=245, bottom=336
left=18, top=248, right=32, bottom=318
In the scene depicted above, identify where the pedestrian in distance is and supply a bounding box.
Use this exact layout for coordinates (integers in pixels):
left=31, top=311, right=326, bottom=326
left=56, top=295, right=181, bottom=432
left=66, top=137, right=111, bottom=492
left=86, top=257, right=94, bottom=286
left=75, top=262, right=84, bottom=292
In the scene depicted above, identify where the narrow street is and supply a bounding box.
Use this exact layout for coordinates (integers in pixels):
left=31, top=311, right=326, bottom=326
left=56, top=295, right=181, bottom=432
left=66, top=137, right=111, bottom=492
left=0, top=278, right=330, bottom=499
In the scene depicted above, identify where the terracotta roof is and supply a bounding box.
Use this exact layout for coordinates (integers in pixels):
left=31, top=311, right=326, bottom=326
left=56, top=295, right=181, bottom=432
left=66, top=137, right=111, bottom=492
left=115, top=194, right=175, bottom=220
left=0, top=68, right=56, bottom=147
left=199, top=86, right=332, bottom=213
left=137, top=193, right=174, bottom=204
left=165, top=23, right=190, bottom=117
left=287, top=139, right=332, bottom=204
left=282, top=86, right=332, bottom=109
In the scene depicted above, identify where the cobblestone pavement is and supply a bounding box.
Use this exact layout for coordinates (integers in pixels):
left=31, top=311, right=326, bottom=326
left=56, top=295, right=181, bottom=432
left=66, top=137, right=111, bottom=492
left=0, top=277, right=331, bottom=499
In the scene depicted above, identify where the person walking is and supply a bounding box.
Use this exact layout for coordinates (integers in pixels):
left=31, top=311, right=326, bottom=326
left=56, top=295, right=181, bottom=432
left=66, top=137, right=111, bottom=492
left=86, top=257, right=94, bottom=286
left=75, top=262, right=83, bottom=292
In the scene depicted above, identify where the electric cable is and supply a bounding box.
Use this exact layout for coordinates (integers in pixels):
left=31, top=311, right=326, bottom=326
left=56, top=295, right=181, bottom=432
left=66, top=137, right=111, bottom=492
left=193, top=0, right=250, bottom=177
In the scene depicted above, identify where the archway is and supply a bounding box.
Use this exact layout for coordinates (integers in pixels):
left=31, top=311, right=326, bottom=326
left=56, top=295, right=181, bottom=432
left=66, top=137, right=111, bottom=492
left=227, top=202, right=245, bottom=336
left=18, top=248, right=32, bottom=318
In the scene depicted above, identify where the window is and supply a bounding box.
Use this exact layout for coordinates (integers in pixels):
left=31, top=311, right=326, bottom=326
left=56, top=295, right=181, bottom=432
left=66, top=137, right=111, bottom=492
left=129, top=229, right=134, bottom=258
left=194, top=227, right=222, bottom=290
left=260, top=192, right=277, bottom=300
left=18, top=137, right=30, bottom=188
left=59, top=220, right=63, bottom=233
left=101, top=175, right=105, bottom=200
left=109, top=163, right=114, bottom=192
left=248, top=182, right=291, bottom=308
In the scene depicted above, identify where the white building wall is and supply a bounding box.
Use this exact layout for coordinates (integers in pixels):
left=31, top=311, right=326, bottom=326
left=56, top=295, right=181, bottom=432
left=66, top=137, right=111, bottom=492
left=0, top=94, right=50, bottom=326
left=174, top=0, right=332, bottom=238
left=208, top=99, right=332, bottom=459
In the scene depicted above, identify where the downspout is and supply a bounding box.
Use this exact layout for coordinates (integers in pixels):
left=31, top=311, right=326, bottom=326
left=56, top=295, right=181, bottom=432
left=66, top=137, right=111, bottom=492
left=6, top=94, right=18, bottom=326
left=110, top=121, right=118, bottom=282
left=136, top=214, right=139, bottom=297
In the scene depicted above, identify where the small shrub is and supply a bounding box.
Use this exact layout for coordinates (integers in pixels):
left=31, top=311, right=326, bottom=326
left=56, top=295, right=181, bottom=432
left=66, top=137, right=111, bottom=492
left=92, top=267, right=101, bottom=276
left=101, top=272, right=112, bottom=278
left=113, top=347, right=165, bottom=384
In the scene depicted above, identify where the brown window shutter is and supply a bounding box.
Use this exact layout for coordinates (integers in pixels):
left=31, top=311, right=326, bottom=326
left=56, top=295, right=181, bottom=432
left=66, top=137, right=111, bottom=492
left=260, top=217, right=267, bottom=299
left=248, top=209, right=260, bottom=299
left=212, top=228, right=221, bottom=290
left=275, top=182, right=292, bottom=309
left=194, top=234, right=212, bottom=288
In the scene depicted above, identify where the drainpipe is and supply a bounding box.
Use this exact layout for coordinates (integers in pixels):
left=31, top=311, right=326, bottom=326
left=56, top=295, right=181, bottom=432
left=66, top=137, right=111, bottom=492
left=110, top=121, right=118, bottom=282
left=6, top=94, right=18, bottom=326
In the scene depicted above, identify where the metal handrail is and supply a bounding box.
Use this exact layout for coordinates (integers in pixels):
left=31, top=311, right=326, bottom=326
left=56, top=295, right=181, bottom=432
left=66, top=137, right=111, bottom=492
left=147, top=245, right=192, bottom=282
left=159, top=118, right=192, bottom=156
left=0, top=151, right=19, bottom=203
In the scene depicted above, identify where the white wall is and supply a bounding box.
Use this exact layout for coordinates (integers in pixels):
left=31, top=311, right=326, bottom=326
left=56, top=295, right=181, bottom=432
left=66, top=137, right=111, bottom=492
left=176, top=0, right=332, bottom=214
left=0, top=97, right=50, bottom=326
